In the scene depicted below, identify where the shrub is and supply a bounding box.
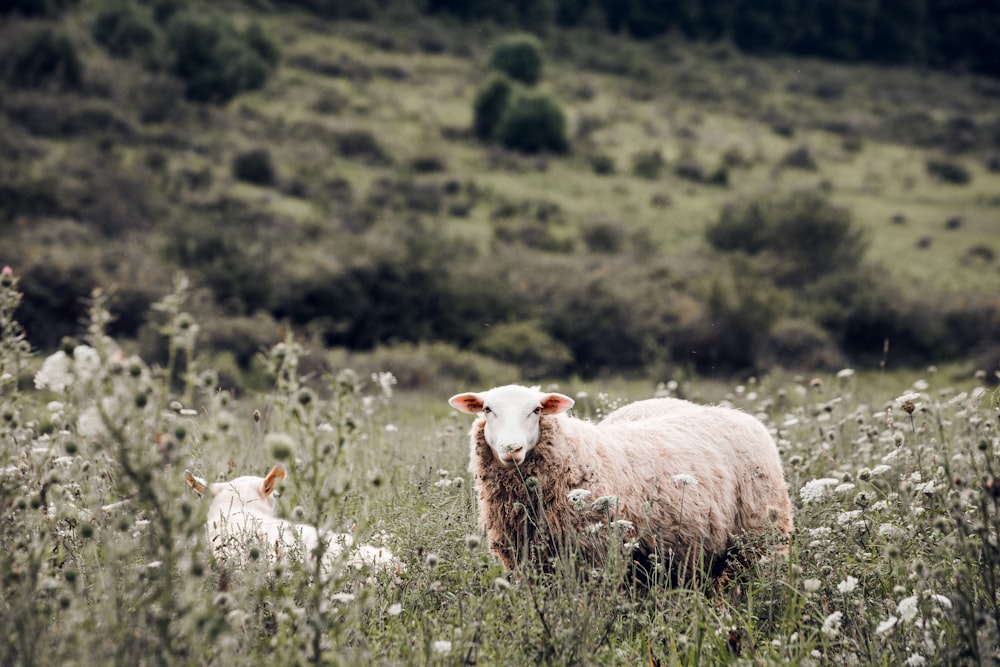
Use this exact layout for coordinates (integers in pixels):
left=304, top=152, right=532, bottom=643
left=232, top=148, right=276, bottom=185
left=473, top=320, right=573, bottom=380
left=926, top=158, right=971, bottom=185
left=706, top=190, right=867, bottom=286
left=631, top=149, right=664, bottom=179
left=2, top=25, right=82, bottom=90
left=472, top=75, right=513, bottom=140
left=494, top=91, right=568, bottom=154
left=93, top=4, right=158, bottom=59
left=489, top=33, right=543, bottom=86
left=759, top=317, right=847, bottom=371
left=590, top=153, right=615, bottom=175
left=166, top=12, right=278, bottom=103
left=581, top=221, right=625, bottom=253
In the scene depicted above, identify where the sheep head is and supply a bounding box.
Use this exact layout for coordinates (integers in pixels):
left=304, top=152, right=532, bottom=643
left=184, top=464, right=286, bottom=514
left=449, top=385, right=573, bottom=466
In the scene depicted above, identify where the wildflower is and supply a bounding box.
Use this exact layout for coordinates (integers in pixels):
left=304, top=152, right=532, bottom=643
left=876, top=616, right=898, bottom=635
left=34, top=351, right=73, bottom=392
left=623, top=539, right=640, bottom=551
left=904, top=654, right=926, bottom=667
left=586, top=522, right=606, bottom=534
left=837, top=576, right=859, bottom=594
left=878, top=523, right=905, bottom=539
left=432, top=640, right=452, bottom=655
left=387, top=603, right=402, bottom=616
left=836, top=368, right=855, bottom=379
left=425, top=553, right=439, bottom=569
left=802, top=578, right=821, bottom=593
left=266, top=433, right=295, bottom=461
left=384, top=423, right=398, bottom=432
left=567, top=488, right=592, bottom=509
left=592, top=495, right=619, bottom=511
left=611, top=519, right=634, bottom=531
left=493, top=576, right=511, bottom=591
left=672, top=474, right=698, bottom=486
left=834, top=482, right=856, bottom=494
left=799, top=478, right=839, bottom=504
left=331, top=593, right=356, bottom=604
left=930, top=593, right=952, bottom=609
left=821, top=611, right=843, bottom=638
left=871, top=464, right=892, bottom=476
left=897, top=595, right=919, bottom=623
left=464, top=534, right=481, bottom=550
left=434, top=478, right=453, bottom=488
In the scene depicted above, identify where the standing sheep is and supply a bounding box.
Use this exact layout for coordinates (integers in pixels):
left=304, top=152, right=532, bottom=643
left=184, top=465, right=400, bottom=573
left=449, top=385, right=792, bottom=581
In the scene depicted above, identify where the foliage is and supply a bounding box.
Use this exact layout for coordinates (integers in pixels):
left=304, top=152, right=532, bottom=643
left=472, top=75, right=514, bottom=140
left=3, top=269, right=1000, bottom=664
left=706, top=190, right=868, bottom=287
left=232, top=148, right=276, bottom=186
left=489, top=33, right=544, bottom=86
left=165, top=12, right=278, bottom=103
left=494, top=91, right=568, bottom=153
left=93, top=3, right=158, bottom=59
left=0, top=24, right=82, bottom=90
left=473, top=319, right=573, bottom=379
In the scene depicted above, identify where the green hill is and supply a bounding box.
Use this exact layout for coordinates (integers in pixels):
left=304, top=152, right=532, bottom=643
left=2, top=1, right=999, bottom=385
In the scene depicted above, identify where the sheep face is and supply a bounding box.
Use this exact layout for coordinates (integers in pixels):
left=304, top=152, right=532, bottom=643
left=185, top=464, right=286, bottom=514
left=449, top=385, right=574, bottom=466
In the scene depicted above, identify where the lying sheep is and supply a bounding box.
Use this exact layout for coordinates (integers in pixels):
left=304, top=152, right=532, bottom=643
left=449, top=385, right=792, bottom=581
left=184, top=464, right=400, bottom=573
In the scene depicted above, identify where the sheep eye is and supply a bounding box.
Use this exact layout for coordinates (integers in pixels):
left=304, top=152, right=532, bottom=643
left=483, top=407, right=492, bottom=414
left=532, top=407, right=541, bottom=415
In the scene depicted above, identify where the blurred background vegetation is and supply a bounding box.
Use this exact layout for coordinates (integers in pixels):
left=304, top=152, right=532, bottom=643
left=1, top=0, right=998, bottom=390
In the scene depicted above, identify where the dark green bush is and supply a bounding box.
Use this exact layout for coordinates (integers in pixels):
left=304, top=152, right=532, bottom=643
left=489, top=33, right=543, bottom=85
left=706, top=190, right=867, bottom=286
left=631, top=149, right=664, bottom=179
left=93, top=4, right=157, bottom=58
left=472, top=75, right=513, bottom=140
left=495, top=91, right=568, bottom=153
left=334, top=129, right=391, bottom=165
left=2, top=25, right=82, bottom=90
left=166, top=12, right=278, bottom=103
left=759, top=317, right=847, bottom=371
left=926, top=158, right=971, bottom=185
left=474, top=319, right=573, bottom=380
left=590, top=153, right=615, bottom=175
left=581, top=221, right=625, bottom=253
left=232, top=148, right=276, bottom=185
left=0, top=0, right=77, bottom=17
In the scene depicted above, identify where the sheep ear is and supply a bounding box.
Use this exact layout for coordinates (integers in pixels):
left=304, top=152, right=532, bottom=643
left=184, top=470, right=207, bottom=495
left=540, top=393, right=574, bottom=415
left=261, top=464, right=287, bottom=496
left=449, top=392, right=484, bottom=414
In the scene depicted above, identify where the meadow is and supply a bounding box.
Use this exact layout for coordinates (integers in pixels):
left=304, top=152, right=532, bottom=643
left=2, top=269, right=999, bottom=666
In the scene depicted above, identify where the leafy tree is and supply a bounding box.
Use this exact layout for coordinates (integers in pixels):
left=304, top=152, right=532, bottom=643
left=494, top=91, right=568, bottom=153
left=489, top=33, right=543, bottom=85
left=472, top=75, right=513, bottom=140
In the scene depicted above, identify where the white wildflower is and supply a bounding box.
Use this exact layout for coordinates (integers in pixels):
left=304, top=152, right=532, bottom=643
left=72, top=345, right=101, bottom=384
left=837, top=510, right=862, bottom=524
left=672, top=474, right=698, bottom=486
left=384, top=423, right=398, bottom=432
left=930, top=594, right=951, bottom=610
left=591, top=495, right=619, bottom=511
left=897, top=595, right=920, bottom=623
left=836, top=368, right=856, bottom=379
left=799, top=478, right=839, bottom=504
left=834, top=483, right=856, bottom=494
left=821, top=611, right=843, bottom=638
left=896, top=392, right=922, bottom=404
left=432, top=640, right=452, bottom=655
left=623, top=540, right=640, bottom=552
left=837, top=576, right=859, bottom=594
left=433, top=478, right=453, bottom=488
left=387, top=603, right=402, bottom=616
left=35, top=350, right=73, bottom=392
left=876, top=616, right=898, bottom=635
left=77, top=406, right=108, bottom=439
left=802, top=578, right=822, bottom=593
left=871, top=464, right=892, bottom=476
left=331, top=592, right=356, bottom=604
left=611, top=519, right=633, bottom=531
left=586, top=522, right=605, bottom=534
left=872, top=499, right=890, bottom=512
left=567, top=488, right=593, bottom=510
left=904, top=654, right=926, bottom=667
left=913, top=480, right=935, bottom=495
left=372, top=371, right=396, bottom=399
left=878, top=523, right=905, bottom=539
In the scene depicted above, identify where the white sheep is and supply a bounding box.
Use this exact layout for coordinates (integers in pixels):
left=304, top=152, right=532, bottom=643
left=449, top=384, right=793, bottom=581
left=184, top=465, right=400, bottom=573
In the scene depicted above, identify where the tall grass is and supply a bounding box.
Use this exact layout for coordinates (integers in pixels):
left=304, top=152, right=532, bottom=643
left=1, top=269, right=998, bottom=665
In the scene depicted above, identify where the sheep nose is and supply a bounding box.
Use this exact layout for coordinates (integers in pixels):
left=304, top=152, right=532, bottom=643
left=499, top=444, right=524, bottom=462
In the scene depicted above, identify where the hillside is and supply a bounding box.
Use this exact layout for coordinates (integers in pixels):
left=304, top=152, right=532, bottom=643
left=2, top=1, right=999, bottom=386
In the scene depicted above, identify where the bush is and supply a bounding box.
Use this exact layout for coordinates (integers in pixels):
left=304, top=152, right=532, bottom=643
left=494, top=92, right=568, bottom=153
left=581, top=221, right=625, bottom=253
left=472, top=75, right=513, bottom=140
left=489, top=33, right=543, bottom=86
left=2, top=25, right=82, bottom=90
left=232, top=148, right=276, bottom=185
left=590, top=153, right=615, bottom=175
left=926, top=158, right=971, bottom=185
left=473, top=320, right=573, bottom=380
left=631, top=149, right=664, bottom=179
left=166, top=12, right=278, bottom=103
left=93, top=4, right=158, bottom=59
left=706, top=190, right=867, bottom=286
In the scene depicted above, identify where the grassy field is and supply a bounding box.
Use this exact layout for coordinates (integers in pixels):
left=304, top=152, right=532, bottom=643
left=2, top=271, right=999, bottom=666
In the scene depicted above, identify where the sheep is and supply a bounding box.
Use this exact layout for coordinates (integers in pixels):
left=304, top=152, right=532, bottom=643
left=449, top=384, right=793, bottom=582
left=184, top=464, right=400, bottom=574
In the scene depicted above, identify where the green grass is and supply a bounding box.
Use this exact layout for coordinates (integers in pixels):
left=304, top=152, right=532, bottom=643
left=2, top=272, right=999, bottom=666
